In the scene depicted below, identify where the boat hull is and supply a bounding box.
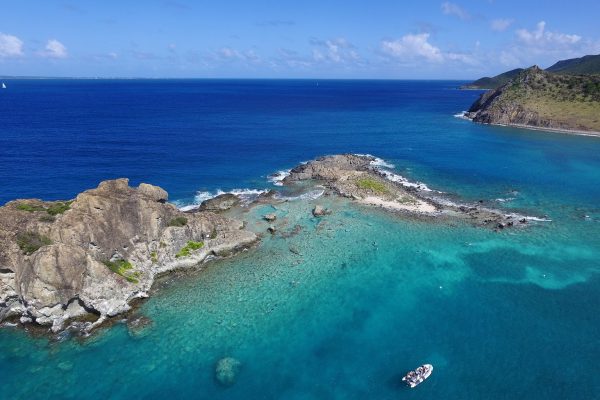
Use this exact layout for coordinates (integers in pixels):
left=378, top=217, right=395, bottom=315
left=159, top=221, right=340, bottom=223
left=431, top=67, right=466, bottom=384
left=402, top=364, right=433, bottom=388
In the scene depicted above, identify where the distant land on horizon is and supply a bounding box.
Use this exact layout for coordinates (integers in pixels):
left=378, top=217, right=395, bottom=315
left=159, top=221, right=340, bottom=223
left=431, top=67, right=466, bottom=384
left=462, top=54, right=600, bottom=89
left=466, top=65, right=600, bottom=134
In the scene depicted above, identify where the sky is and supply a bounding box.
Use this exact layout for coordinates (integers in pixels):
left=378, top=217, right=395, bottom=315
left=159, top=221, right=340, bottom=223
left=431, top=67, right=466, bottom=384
left=1, top=0, right=600, bottom=79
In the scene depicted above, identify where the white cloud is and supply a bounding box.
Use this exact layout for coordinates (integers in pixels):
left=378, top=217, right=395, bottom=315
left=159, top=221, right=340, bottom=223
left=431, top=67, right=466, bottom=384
left=381, top=34, right=444, bottom=62
left=516, top=21, right=581, bottom=47
left=446, top=52, right=479, bottom=66
left=499, top=50, right=520, bottom=67
left=495, top=21, right=594, bottom=68
left=441, top=2, right=470, bottom=20
left=310, top=38, right=359, bottom=64
left=41, top=39, right=68, bottom=58
left=0, top=33, right=24, bottom=57
left=216, top=47, right=261, bottom=64
left=218, top=47, right=240, bottom=59
left=491, top=19, right=514, bottom=32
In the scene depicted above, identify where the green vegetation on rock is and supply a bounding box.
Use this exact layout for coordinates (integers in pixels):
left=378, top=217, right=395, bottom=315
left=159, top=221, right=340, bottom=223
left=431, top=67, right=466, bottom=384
left=16, top=203, right=46, bottom=212
left=16, top=232, right=52, bottom=255
left=175, top=241, right=204, bottom=258
left=168, top=216, right=188, bottom=227
left=356, top=178, right=388, bottom=194
left=469, top=66, right=600, bottom=132
left=461, top=68, right=524, bottom=89
left=150, top=251, right=158, bottom=263
left=464, top=54, right=600, bottom=90
left=39, top=215, right=56, bottom=223
left=103, top=259, right=140, bottom=283
left=546, top=54, right=600, bottom=75
left=46, top=201, right=73, bottom=216
left=16, top=201, right=72, bottom=216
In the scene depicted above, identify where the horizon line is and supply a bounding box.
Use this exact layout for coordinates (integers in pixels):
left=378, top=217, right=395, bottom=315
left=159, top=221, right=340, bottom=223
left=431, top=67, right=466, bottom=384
left=0, top=75, right=474, bottom=81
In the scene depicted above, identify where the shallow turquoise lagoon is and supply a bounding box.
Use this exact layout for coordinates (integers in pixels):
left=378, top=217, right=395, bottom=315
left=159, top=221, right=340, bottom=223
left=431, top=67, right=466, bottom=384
left=1, top=80, right=599, bottom=399
left=1, top=195, right=599, bottom=399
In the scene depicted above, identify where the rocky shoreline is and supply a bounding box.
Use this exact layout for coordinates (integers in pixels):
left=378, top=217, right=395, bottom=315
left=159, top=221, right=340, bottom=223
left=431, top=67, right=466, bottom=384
left=466, top=66, right=600, bottom=135
left=0, top=155, right=544, bottom=337
left=281, top=154, right=536, bottom=228
left=0, top=179, right=258, bottom=335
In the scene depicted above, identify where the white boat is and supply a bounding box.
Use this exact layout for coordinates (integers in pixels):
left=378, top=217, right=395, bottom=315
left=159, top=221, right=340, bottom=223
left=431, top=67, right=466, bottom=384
left=402, top=364, right=433, bottom=388
left=1, top=83, right=6, bottom=89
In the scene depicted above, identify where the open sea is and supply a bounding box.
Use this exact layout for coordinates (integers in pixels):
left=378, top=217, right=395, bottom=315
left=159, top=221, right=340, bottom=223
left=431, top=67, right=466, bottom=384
left=0, top=80, right=599, bottom=399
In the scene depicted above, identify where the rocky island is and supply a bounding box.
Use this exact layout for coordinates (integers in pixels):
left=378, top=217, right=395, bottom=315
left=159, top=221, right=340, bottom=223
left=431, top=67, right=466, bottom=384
left=466, top=66, right=600, bottom=134
left=281, top=154, right=534, bottom=227
left=0, top=155, right=542, bottom=336
left=0, top=179, right=258, bottom=333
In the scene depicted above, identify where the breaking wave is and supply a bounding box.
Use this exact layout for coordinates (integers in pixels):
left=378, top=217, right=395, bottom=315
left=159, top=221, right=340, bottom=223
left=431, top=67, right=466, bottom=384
left=177, top=188, right=269, bottom=211
left=276, top=187, right=325, bottom=201
left=268, top=169, right=291, bottom=186
left=354, top=153, right=395, bottom=169
left=453, top=111, right=471, bottom=120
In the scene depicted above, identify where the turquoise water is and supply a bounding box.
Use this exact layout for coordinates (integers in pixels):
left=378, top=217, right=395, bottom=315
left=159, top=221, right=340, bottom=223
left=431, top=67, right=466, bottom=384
left=1, top=80, right=599, bottom=399
left=1, top=196, right=599, bottom=399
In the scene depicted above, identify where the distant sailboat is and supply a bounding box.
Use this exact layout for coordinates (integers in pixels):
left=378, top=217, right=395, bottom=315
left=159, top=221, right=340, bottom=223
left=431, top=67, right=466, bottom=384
left=1, top=83, right=6, bottom=89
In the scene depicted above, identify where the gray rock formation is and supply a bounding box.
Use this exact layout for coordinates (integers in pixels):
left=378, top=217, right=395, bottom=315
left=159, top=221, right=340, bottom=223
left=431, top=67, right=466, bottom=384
left=198, top=193, right=241, bottom=212
left=0, top=179, right=258, bottom=333
left=282, top=154, right=536, bottom=228
left=263, top=213, right=277, bottom=222
left=312, top=205, right=331, bottom=217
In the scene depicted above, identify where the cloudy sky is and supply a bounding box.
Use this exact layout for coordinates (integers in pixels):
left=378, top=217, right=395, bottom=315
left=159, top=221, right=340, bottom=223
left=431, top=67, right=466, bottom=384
left=1, top=0, right=599, bottom=78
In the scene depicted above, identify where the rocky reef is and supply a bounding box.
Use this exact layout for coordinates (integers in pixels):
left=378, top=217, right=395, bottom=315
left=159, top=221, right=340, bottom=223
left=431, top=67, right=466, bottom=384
left=0, top=179, right=258, bottom=333
left=282, top=154, right=535, bottom=227
left=0, top=155, right=542, bottom=336
left=466, top=66, right=600, bottom=134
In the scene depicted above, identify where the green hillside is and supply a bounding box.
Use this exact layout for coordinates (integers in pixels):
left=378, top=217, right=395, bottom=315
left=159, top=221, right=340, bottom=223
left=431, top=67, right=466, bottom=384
left=463, top=54, right=600, bottom=90
left=546, top=54, right=600, bottom=75
left=461, top=68, right=523, bottom=89
left=467, top=66, right=600, bottom=132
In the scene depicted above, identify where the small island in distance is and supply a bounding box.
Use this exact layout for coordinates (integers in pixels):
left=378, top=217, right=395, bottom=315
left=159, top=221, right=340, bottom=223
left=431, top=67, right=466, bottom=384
left=462, top=54, right=600, bottom=135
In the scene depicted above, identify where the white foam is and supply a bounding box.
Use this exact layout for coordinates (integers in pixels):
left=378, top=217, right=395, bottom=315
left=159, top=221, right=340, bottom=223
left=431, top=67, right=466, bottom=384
left=268, top=169, right=291, bottom=186
left=378, top=170, right=433, bottom=192
left=521, top=215, right=553, bottom=222
left=277, top=188, right=325, bottom=201
left=495, top=197, right=516, bottom=203
left=454, top=111, right=472, bottom=120
left=177, top=188, right=269, bottom=211
left=355, top=153, right=395, bottom=169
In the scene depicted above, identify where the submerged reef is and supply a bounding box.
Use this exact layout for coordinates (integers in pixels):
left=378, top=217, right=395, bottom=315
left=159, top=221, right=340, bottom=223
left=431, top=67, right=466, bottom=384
left=0, top=155, right=542, bottom=336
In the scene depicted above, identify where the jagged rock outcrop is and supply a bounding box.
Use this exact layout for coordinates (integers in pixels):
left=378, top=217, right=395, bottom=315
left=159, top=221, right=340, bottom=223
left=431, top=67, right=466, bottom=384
left=198, top=193, right=241, bottom=212
left=282, top=154, right=536, bottom=228
left=467, top=66, right=600, bottom=133
left=0, top=179, right=258, bottom=332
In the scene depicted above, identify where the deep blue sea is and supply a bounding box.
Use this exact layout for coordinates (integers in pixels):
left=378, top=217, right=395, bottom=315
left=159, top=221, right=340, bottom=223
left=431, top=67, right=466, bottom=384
left=1, top=80, right=599, bottom=399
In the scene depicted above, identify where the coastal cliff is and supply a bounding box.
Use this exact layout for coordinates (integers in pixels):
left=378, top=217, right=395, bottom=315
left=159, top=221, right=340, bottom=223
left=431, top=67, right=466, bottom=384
left=466, top=66, right=600, bottom=133
left=0, top=179, right=258, bottom=333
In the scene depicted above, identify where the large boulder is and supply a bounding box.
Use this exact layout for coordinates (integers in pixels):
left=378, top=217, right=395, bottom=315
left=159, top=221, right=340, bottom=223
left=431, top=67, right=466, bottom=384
left=199, top=194, right=241, bottom=212
left=312, top=205, right=331, bottom=217
left=138, top=183, right=168, bottom=203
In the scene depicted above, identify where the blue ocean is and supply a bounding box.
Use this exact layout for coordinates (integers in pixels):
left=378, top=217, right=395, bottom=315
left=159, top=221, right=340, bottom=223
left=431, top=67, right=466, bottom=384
left=1, top=80, right=599, bottom=399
